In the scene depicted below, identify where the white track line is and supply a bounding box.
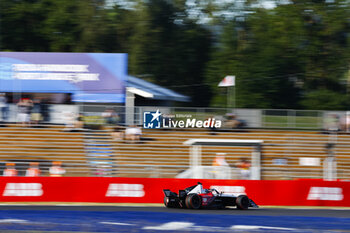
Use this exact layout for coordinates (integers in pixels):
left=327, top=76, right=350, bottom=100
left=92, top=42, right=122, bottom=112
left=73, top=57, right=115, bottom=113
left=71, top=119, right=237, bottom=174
left=231, top=225, right=297, bottom=231
left=0, top=219, right=29, bottom=223
left=100, top=221, right=135, bottom=226
left=143, top=222, right=194, bottom=230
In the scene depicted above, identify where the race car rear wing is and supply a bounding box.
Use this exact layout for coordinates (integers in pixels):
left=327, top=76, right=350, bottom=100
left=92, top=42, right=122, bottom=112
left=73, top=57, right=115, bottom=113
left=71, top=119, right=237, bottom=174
left=163, top=189, right=177, bottom=197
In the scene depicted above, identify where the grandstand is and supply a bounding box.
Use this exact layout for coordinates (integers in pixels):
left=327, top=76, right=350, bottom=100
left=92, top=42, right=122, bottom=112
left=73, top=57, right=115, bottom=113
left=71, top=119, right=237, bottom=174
left=114, top=128, right=350, bottom=180
left=0, top=124, right=349, bottom=180
left=0, top=125, right=86, bottom=176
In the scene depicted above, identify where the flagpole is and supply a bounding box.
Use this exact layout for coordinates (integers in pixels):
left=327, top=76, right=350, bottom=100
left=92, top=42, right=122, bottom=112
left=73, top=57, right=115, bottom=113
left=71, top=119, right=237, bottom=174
left=228, top=86, right=235, bottom=112
left=233, top=85, right=236, bottom=112
left=218, top=75, right=235, bottom=111
left=227, top=86, right=230, bottom=110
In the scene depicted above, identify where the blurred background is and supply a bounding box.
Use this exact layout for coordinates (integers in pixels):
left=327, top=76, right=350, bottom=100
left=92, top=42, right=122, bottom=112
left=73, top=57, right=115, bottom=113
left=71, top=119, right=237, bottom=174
left=0, top=0, right=349, bottom=109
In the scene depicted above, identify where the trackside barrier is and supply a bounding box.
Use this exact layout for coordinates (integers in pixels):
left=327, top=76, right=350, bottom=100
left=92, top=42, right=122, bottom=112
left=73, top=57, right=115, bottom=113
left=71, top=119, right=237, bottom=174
left=0, top=177, right=349, bottom=207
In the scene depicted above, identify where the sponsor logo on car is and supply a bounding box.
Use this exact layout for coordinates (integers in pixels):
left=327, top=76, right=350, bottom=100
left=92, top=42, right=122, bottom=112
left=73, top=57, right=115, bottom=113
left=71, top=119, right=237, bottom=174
left=210, top=186, right=247, bottom=196
left=106, top=183, right=145, bottom=197
left=3, top=183, right=43, bottom=196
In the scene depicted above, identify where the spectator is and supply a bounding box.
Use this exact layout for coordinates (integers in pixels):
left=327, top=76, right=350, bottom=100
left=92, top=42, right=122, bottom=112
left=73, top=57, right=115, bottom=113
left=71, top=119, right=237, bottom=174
left=212, top=153, right=229, bottom=167
left=31, top=99, right=43, bottom=126
left=236, top=158, right=251, bottom=179
left=211, top=153, right=231, bottom=179
left=63, top=112, right=84, bottom=131
left=41, top=98, right=50, bottom=122
left=324, top=113, right=339, bottom=132
left=49, top=161, right=66, bottom=177
left=25, top=162, right=40, bottom=177
left=17, top=97, right=33, bottom=126
left=340, top=112, right=350, bottom=132
left=0, top=93, right=9, bottom=122
left=63, top=111, right=75, bottom=131
left=346, top=113, right=350, bottom=132
left=125, top=125, right=142, bottom=142
left=75, top=113, right=84, bottom=129
left=323, top=143, right=337, bottom=181
left=102, top=108, right=119, bottom=125
left=3, top=163, right=17, bottom=177
left=206, top=116, right=218, bottom=135
left=111, top=126, right=125, bottom=141
left=224, top=113, right=245, bottom=129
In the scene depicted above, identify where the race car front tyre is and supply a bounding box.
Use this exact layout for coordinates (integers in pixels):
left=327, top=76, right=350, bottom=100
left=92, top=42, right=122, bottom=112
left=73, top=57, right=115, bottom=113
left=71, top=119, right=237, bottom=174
left=185, top=194, right=202, bottom=209
left=236, top=195, right=250, bottom=210
left=164, top=196, right=176, bottom=208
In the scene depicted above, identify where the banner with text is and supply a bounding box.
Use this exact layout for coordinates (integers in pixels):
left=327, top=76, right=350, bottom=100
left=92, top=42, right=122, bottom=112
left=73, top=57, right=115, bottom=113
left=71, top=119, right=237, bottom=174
left=0, top=177, right=349, bottom=206
left=0, top=52, right=127, bottom=103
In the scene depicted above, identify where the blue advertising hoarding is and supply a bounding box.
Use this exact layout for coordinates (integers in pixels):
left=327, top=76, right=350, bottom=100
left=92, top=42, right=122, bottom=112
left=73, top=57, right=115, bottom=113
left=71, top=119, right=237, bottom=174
left=0, top=52, right=127, bottom=103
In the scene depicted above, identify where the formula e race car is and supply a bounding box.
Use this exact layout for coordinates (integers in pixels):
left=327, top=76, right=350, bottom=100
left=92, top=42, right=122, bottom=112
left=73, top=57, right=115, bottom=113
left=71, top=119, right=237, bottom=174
left=163, top=182, right=258, bottom=210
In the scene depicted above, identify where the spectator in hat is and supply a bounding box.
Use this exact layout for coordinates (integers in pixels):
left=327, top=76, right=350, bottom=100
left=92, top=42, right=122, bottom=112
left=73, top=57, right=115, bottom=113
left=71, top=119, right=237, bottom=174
left=3, top=163, right=17, bottom=177
left=49, top=161, right=66, bottom=177
left=125, top=125, right=142, bottom=142
left=17, top=97, right=33, bottom=126
left=25, top=162, right=40, bottom=177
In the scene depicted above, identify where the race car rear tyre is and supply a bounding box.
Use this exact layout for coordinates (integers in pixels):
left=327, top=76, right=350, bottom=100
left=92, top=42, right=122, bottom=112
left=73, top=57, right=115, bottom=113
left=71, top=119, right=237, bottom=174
left=164, top=196, right=176, bottom=208
left=236, top=195, right=250, bottom=210
left=185, top=194, right=202, bottom=209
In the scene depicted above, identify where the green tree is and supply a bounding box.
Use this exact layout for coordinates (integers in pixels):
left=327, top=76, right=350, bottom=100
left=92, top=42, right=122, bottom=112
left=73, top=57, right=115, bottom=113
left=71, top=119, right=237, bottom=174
left=206, top=0, right=350, bottom=110
left=0, top=0, right=51, bottom=51
left=41, top=0, right=81, bottom=52
left=0, top=0, right=133, bottom=53
left=128, top=0, right=212, bottom=106
left=301, top=89, right=349, bottom=110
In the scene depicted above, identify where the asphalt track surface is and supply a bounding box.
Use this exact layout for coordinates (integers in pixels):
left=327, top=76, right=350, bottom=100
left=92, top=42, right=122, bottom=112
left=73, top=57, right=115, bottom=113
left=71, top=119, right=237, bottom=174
left=0, top=205, right=349, bottom=218
left=0, top=205, right=349, bottom=232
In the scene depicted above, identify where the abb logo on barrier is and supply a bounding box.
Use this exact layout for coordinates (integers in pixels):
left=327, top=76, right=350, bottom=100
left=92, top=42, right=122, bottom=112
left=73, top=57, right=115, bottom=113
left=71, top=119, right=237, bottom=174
left=106, top=183, right=144, bottom=197
left=2, top=183, right=43, bottom=197
left=210, top=186, right=247, bottom=196
left=307, top=187, right=344, bottom=201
